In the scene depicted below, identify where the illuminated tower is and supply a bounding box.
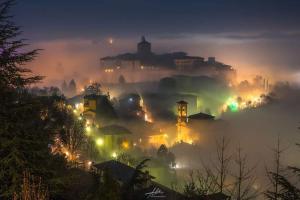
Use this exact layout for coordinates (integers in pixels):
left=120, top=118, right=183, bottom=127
left=176, top=100, right=188, bottom=142
left=177, top=100, right=188, bottom=124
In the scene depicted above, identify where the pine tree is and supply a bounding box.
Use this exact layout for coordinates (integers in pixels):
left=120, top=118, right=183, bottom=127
left=0, top=1, right=65, bottom=198
left=123, top=159, right=152, bottom=200
left=61, top=80, right=68, bottom=94
left=68, top=79, right=77, bottom=97
left=118, top=75, right=126, bottom=85
left=0, top=1, right=42, bottom=91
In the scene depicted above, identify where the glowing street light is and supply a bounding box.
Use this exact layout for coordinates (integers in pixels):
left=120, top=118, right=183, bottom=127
left=121, top=141, right=129, bottom=149
left=112, top=152, right=117, bottom=158
left=96, top=138, right=104, bottom=146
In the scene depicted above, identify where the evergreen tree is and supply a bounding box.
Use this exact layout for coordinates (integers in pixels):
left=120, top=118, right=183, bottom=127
left=118, top=75, right=126, bottom=85
left=0, top=0, right=42, bottom=91
left=68, top=79, right=77, bottom=97
left=61, top=80, right=68, bottom=94
left=123, top=159, right=152, bottom=200
left=157, top=144, right=176, bottom=167
left=99, top=170, right=121, bottom=200
left=0, top=1, right=66, bottom=198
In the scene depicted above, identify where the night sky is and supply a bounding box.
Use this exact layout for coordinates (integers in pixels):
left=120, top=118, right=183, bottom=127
left=13, top=0, right=300, bottom=85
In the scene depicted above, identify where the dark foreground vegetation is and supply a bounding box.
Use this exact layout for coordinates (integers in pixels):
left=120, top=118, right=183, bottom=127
left=1, top=1, right=300, bottom=199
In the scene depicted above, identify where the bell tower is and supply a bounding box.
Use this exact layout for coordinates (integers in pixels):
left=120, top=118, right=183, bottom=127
left=176, top=100, right=188, bottom=142
left=177, top=100, right=188, bottom=124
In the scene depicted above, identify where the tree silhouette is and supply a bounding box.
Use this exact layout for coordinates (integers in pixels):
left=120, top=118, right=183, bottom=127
left=0, top=1, right=66, bottom=198
left=61, top=80, right=68, bottom=94
left=0, top=0, right=42, bottom=91
left=118, top=75, right=126, bottom=85
left=230, top=146, right=259, bottom=200
left=68, top=79, right=77, bottom=96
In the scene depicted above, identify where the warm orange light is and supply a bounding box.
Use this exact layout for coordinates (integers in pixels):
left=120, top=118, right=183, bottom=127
left=176, top=122, right=199, bottom=144
left=121, top=141, right=130, bottom=149
left=148, top=134, right=169, bottom=147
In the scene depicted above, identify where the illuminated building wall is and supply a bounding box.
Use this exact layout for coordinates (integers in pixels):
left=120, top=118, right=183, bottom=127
left=176, top=100, right=188, bottom=142
left=175, top=100, right=199, bottom=144
left=83, top=94, right=98, bottom=123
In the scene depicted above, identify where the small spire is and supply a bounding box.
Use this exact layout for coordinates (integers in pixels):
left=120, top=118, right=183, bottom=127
left=141, top=36, right=146, bottom=42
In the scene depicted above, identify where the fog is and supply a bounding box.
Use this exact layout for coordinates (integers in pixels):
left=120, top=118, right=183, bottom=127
left=166, top=82, right=300, bottom=196
left=27, top=35, right=300, bottom=88
left=26, top=36, right=300, bottom=198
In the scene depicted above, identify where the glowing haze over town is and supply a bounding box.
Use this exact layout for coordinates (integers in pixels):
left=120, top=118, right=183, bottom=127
left=1, top=1, right=300, bottom=199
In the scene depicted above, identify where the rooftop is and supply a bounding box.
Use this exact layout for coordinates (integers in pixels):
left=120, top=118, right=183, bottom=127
left=99, top=124, right=132, bottom=135
left=188, top=112, right=215, bottom=120
left=177, top=100, right=188, bottom=104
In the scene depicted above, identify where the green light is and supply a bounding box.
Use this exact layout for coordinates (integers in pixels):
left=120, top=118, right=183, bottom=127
left=228, top=101, right=239, bottom=112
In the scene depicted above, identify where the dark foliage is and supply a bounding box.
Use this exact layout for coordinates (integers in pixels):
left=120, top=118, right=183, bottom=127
left=123, top=159, right=152, bottom=200
left=0, top=1, right=68, bottom=198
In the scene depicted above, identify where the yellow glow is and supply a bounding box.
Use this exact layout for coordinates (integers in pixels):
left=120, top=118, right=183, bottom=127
left=144, top=113, right=153, bottom=123
left=187, top=140, right=193, bottom=144
left=149, top=134, right=169, bottom=147
left=104, top=69, right=114, bottom=73
left=121, top=141, right=130, bottom=149
left=222, top=93, right=265, bottom=113
left=176, top=122, right=199, bottom=144
left=140, top=96, right=153, bottom=123
left=86, top=126, right=91, bottom=132
left=96, top=138, right=104, bottom=146
left=112, top=152, right=117, bottom=158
